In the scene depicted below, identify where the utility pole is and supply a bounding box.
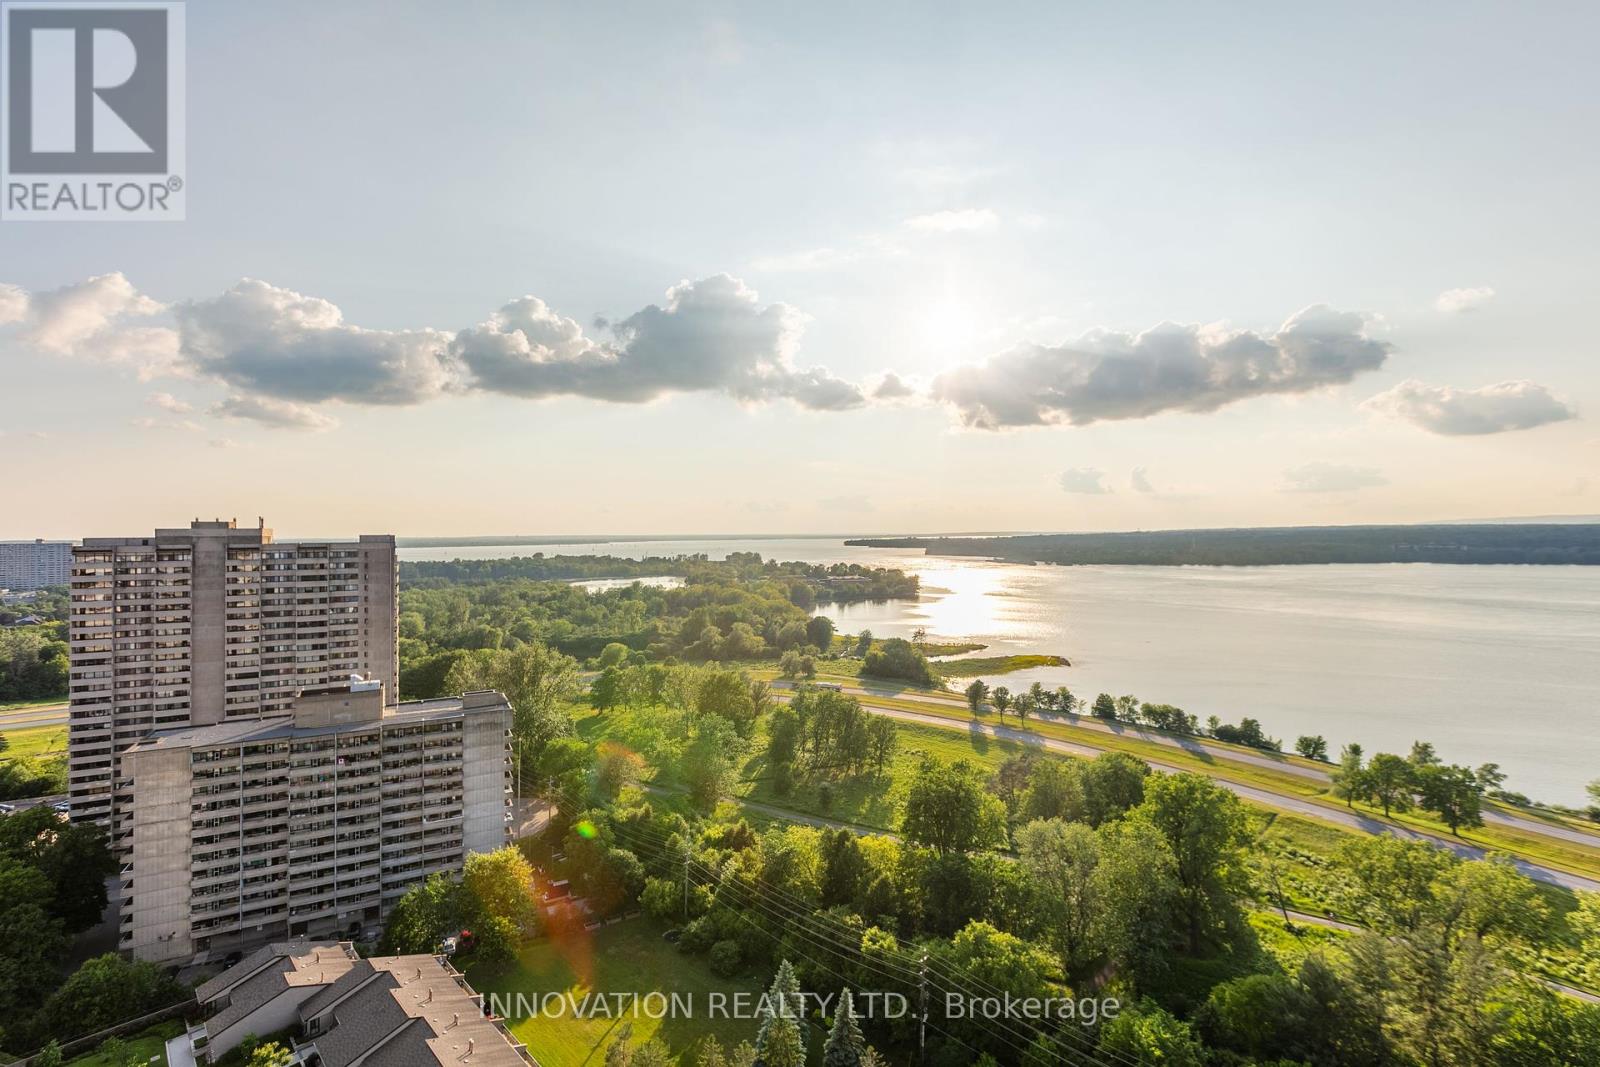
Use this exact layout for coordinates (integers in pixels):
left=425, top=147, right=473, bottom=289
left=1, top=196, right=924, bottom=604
left=918, top=952, right=928, bottom=1066
left=681, top=839, right=692, bottom=919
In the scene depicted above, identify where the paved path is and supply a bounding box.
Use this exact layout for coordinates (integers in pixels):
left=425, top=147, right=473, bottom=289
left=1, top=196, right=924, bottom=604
left=815, top=681, right=1600, bottom=855
left=773, top=687, right=1600, bottom=893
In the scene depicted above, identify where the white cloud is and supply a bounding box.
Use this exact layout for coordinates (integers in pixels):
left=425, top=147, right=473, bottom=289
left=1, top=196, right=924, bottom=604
left=1364, top=378, right=1576, bottom=435
left=871, top=373, right=917, bottom=401
left=1436, top=286, right=1495, bottom=313
left=933, top=305, right=1391, bottom=429
left=210, top=394, right=339, bottom=431
left=147, top=392, right=192, bottom=414
left=904, top=208, right=999, bottom=233
left=1059, top=467, right=1111, bottom=494
left=1282, top=462, right=1388, bottom=493
left=0, top=273, right=180, bottom=376
left=1130, top=467, right=1154, bottom=493
left=453, top=274, right=862, bottom=411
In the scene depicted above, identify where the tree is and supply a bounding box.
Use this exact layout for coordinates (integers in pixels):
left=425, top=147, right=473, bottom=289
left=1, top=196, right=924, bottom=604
left=861, top=638, right=936, bottom=686
left=382, top=871, right=464, bottom=952
left=596, top=642, right=632, bottom=669
left=590, top=665, right=625, bottom=712
left=964, top=678, right=988, bottom=714
left=1014, top=693, right=1034, bottom=725
left=445, top=642, right=580, bottom=762
left=1409, top=740, right=1441, bottom=767
left=1417, top=763, right=1484, bottom=834
left=1090, top=692, right=1117, bottom=719
left=1079, top=752, right=1149, bottom=827
left=1474, top=763, right=1506, bottom=795
left=900, top=757, right=1008, bottom=855
left=1092, top=819, right=1180, bottom=986
left=823, top=988, right=868, bottom=1067
left=462, top=846, right=539, bottom=935
left=1365, top=752, right=1418, bottom=817
left=596, top=741, right=644, bottom=797
left=1588, top=778, right=1600, bottom=816
left=1054, top=686, right=1076, bottom=715
left=864, top=717, right=897, bottom=776
left=246, top=1043, right=294, bottom=1067
left=1015, top=818, right=1100, bottom=974
left=820, top=828, right=868, bottom=907
left=0, top=805, right=117, bottom=932
left=1295, top=734, right=1329, bottom=761
left=991, top=686, right=1012, bottom=720
left=1134, top=773, right=1248, bottom=952
left=853, top=630, right=874, bottom=656
left=696, top=670, right=759, bottom=734
left=806, top=615, right=836, bottom=652
left=1331, top=744, right=1368, bottom=809
left=41, top=954, right=186, bottom=1040
left=682, top=715, right=741, bottom=809
left=1098, top=1001, right=1206, bottom=1066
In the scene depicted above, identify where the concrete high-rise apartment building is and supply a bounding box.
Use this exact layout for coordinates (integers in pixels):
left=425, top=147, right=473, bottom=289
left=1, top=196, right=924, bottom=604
left=0, top=538, right=72, bottom=590
left=68, top=519, right=398, bottom=839
left=120, top=684, right=513, bottom=963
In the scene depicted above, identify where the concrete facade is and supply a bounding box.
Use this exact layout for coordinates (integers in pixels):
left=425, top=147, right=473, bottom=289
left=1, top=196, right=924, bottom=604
left=68, top=519, right=398, bottom=842
left=119, top=684, right=512, bottom=964
left=0, top=539, right=72, bottom=590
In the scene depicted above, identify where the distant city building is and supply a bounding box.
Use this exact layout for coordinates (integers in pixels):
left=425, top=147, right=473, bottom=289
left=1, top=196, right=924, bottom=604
left=121, top=683, right=512, bottom=963
left=68, top=519, right=399, bottom=841
left=0, top=538, right=72, bottom=590
left=180, top=940, right=532, bottom=1065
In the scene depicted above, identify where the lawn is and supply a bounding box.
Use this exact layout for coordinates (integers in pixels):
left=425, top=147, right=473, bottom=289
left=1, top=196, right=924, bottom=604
left=467, top=919, right=765, bottom=1066
left=64, top=1021, right=181, bottom=1066
left=932, top=654, right=1070, bottom=678
left=1, top=723, right=68, bottom=760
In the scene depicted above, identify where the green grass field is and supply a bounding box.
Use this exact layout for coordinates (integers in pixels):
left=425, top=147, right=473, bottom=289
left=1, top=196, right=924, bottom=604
left=933, top=654, right=1069, bottom=678
left=468, top=919, right=764, bottom=1066
left=63, top=1021, right=181, bottom=1066
left=1, top=723, right=68, bottom=760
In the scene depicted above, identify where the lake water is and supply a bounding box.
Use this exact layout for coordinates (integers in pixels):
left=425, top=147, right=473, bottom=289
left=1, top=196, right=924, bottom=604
left=399, top=537, right=1600, bottom=806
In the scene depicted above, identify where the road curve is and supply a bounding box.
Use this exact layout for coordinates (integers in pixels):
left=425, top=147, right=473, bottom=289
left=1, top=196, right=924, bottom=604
left=832, top=682, right=1600, bottom=852
left=834, top=698, right=1600, bottom=893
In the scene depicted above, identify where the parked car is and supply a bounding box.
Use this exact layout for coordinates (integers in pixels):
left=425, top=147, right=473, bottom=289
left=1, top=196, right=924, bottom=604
left=0, top=803, right=15, bottom=816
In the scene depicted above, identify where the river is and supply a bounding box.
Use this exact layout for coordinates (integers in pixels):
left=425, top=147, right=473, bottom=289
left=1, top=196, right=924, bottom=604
left=398, top=537, right=1600, bottom=807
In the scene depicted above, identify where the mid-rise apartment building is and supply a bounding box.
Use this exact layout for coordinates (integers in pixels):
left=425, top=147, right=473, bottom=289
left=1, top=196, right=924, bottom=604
left=121, top=683, right=513, bottom=963
left=68, top=519, right=398, bottom=837
left=0, top=538, right=72, bottom=590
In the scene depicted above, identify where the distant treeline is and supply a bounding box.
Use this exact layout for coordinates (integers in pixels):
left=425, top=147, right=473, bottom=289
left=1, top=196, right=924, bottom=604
left=846, top=523, right=1600, bottom=566
left=398, top=553, right=919, bottom=603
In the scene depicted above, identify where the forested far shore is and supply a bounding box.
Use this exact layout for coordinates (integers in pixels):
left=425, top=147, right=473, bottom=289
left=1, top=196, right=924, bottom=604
left=399, top=552, right=919, bottom=602
left=847, top=522, right=1600, bottom=566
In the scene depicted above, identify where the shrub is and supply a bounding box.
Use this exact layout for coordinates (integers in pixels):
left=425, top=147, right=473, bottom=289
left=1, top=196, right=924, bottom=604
left=709, top=939, right=743, bottom=977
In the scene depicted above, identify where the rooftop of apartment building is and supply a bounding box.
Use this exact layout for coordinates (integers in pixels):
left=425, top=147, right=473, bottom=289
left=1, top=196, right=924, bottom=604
left=79, top=517, right=396, bottom=548
left=186, top=941, right=532, bottom=1067
left=122, top=686, right=510, bottom=753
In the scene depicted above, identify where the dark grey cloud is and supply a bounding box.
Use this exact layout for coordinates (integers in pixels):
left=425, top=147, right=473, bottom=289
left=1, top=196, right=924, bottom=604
left=452, top=274, right=862, bottom=411
left=932, top=305, right=1391, bottom=429
left=1363, top=378, right=1576, bottom=435
left=1282, top=462, right=1388, bottom=493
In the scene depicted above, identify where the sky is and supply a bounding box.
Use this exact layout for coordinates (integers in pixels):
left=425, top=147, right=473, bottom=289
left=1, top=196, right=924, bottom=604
left=3, top=0, right=1598, bottom=539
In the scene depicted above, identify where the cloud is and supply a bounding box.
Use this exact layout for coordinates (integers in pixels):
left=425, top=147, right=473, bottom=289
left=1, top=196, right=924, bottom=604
left=453, top=274, right=862, bottom=411
left=932, top=305, right=1391, bottom=429
left=175, top=279, right=460, bottom=406
left=0, top=273, right=180, bottom=375
left=1363, top=379, right=1576, bottom=435
left=1436, top=286, right=1495, bottom=313
left=904, top=208, right=999, bottom=233
left=1282, top=462, right=1388, bottom=493
left=147, top=392, right=191, bottom=414
left=1059, top=467, right=1112, bottom=494
left=210, top=394, right=339, bottom=431
left=0, top=284, right=26, bottom=325
left=1130, top=467, right=1154, bottom=493
left=208, top=437, right=238, bottom=450
left=818, top=494, right=875, bottom=512
left=133, top=416, right=201, bottom=432
left=872, top=373, right=917, bottom=400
